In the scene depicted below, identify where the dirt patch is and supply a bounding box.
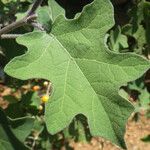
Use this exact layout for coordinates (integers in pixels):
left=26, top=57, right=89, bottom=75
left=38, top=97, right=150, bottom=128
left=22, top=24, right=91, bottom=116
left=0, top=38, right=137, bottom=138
left=125, top=112, right=150, bottom=150
left=0, top=84, right=10, bottom=109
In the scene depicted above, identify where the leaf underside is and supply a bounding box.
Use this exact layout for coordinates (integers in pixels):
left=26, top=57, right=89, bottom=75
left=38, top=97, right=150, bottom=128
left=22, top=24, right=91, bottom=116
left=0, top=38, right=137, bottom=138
left=4, top=0, right=150, bottom=148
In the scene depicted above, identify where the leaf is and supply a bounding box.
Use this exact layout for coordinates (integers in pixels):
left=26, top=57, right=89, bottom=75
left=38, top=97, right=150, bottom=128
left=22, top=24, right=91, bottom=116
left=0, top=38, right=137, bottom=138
left=48, top=0, right=65, bottom=21
left=21, top=92, right=41, bottom=109
left=139, top=88, right=150, bottom=109
left=0, top=39, right=26, bottom=63
left=128, top=79, right=150, bottom=110
left=10, top=117, right=35, bottom=143
left=0, top=109, right=33, bottom=150
left=36, top=0, right=65, bottom=32
left=4, top=0, right=150, bottom=148
left=0, top=112, right=14, bottom=150
left=122, top=0, right=150, bottom=55
left=37, top=6, right=52, bottom=32
left=141, top=134, right=150, bottom=142
left=123, top=24, right=146, bottom=54
left=1, top=0, right=12, bottom=4
left=3, top=95, right=18, bottom=104
left=5, top=92, right=40, bottom=118
left=5, top=103, right=25, bottom=119
left=109, top=26, right=128, bottom=52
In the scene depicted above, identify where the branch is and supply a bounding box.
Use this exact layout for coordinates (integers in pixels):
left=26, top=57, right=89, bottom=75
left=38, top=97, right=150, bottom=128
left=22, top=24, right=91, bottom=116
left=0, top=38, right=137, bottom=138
left=31, top=22, right=44, bottom=31
left=1, top=34, right=23, bottom=39
left=0, top=14, right=37, bottom=36
left=0, top=0, right=43, bottom=37
left=27, top=0, right=43, bottom=16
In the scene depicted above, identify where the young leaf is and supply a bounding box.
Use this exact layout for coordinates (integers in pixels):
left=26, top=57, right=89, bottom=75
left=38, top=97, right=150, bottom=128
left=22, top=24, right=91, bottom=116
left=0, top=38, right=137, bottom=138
left=4, top=0, right=150, bottom=148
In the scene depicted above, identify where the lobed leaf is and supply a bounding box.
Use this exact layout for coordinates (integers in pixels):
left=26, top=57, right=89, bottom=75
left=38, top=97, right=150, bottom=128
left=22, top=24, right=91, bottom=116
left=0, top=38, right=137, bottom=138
left=4, top=0, right=150, bottom=148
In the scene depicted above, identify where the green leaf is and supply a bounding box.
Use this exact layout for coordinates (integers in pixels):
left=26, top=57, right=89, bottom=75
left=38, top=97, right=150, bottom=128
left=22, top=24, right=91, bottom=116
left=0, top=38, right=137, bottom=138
left=4, top=0, right=150, bottom=148
left=36, top=0, right=65, bottom=32
left=3, top=95, right=18, bottom=104
left=0, top=109, right=33, bottom=150
left=139, top=88, right=150, bottom=109
left=37, top=6, right=52, bottom=32
left=109, top=26, right=128, bottom=52
left=5, top=92, right=40, bottom=119
left=1, top=0, right=12, bottom=4
left=141, top=134, right=150, bottom=142
left=123, top=24, right=146, bottom=54
left=0, top=111, right=14, bottom=150
left=5, top=103, right=25, bottom=119
left=10, top=117, right=35, bottom=143
left=48, top=0, right=65, bottom=21
left=21, top=92, right=41, bottom=109
left=0, top=39, right=26, bottom=62
left=122, top=0, right=150, bottom=55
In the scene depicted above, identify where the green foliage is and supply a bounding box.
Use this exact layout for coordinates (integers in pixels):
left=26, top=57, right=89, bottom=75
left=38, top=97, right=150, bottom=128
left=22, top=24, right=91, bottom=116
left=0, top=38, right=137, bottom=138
left=48, top=0, right=65, bottom=21
left=122, top=0, right=150, bottom=55
left=108, top=26, right=128, bottom=52
left=36, top=0, right=65, bottom=32
left=0, top=0, right=32, bottom=26
left=109, top=0, right=150, bottom=118
left=141, top=134, right=150, bottom=142
left=1, top=0, right=150, bottom=149
left=5, top=91, right=41, bottom=118
left=0, top=109, right=34, bottom=149
left=4, top=0, right=150, bottom=148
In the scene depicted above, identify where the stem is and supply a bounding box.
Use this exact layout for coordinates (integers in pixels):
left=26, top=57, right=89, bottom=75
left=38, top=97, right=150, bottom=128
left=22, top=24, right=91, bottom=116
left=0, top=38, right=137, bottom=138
left=0, top=18, right=26, bottom=36
left=0, top=0, right=43, bottom=37
left=27, top=0, right=43, bottom=16
left=46, top=82, right=52, bottom=96
left=31, top=22, right=44, bottom=31
left=0, top=14, right=37, bottom=36
left=1, top=34, right=23, bottom=39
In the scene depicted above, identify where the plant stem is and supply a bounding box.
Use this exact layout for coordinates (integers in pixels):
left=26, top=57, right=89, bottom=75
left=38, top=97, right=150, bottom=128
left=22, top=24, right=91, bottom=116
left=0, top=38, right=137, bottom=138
left=1, top=34, right=23, bottom=39
left=0, top=14, right=37, bottom=36
left=27, top=0, right=43, bottom=16
left=76, top=119, right=87, bottom=142
left=0, top=0, right=43, bottom=37
left=0, top=18, right=25, bottom=36
left=46, top=82, right=52, bottom=96
left=31, top=22, right=44, bottom=31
